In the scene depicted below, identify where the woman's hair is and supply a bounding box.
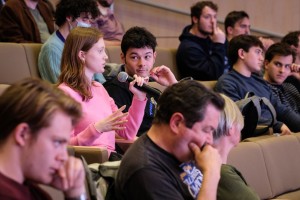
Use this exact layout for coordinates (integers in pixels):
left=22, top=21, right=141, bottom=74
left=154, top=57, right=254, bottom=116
left=214, top=94, right=244, bottom=139
left=58, top=27, right=103, bottom=101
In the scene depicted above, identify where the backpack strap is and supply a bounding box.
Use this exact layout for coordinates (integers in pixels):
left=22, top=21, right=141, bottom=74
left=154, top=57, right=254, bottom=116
left=236, top=95, right=262, bottom=120
left=260, top=97, right=277, bottom=127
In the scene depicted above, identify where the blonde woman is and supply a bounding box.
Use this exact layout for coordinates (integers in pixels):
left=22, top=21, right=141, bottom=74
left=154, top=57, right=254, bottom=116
left=214, top=94, right=259, bottom=200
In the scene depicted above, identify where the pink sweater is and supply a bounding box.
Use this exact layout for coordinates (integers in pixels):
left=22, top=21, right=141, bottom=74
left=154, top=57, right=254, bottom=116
left=58, top=82, right=146, bottom=154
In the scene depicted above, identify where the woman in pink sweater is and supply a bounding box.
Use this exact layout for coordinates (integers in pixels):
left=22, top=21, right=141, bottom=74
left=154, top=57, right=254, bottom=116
left=57, top=27, right=147, bottom=160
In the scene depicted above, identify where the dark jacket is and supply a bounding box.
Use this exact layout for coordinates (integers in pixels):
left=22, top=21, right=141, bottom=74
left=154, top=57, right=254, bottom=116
left=0, top=0, right=54, bottom=43
left=176, top=25, right=228, bottom=80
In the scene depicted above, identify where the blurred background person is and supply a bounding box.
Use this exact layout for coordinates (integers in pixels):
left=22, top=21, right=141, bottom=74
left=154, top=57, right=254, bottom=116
left=0, top=0, right=54, bottom=43
left=214, top=94, right=260, bottom=200
left=38, top=0, right=101, bottom=84
left=93, top=0, right=124, bottom=46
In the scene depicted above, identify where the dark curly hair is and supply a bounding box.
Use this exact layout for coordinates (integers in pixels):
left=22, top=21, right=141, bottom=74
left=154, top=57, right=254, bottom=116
left=121, top=26, right=157, bottom=55
left=55, top=0, right=100, bottom=27
left=281, top=31, right=300, bottom=48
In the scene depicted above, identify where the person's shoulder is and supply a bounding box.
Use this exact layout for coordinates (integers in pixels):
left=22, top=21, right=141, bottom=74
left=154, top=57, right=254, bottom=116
left=26, top=182, right=52, bottom=200
left=217, top=70, right=237, bottom=83
left=40, top=33, right=63, bottom=53
left=5, top=0, right=25, bottom=9
left=104, top=78, right=128, bottom=91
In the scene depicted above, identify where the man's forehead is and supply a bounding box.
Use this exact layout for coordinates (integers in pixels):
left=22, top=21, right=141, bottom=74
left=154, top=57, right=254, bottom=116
left=202, top=6, right=217, bottom=14
left=271, top=54, right=293, bottom=62
left=236, top=18, right=250, bottom=25
left=127, top=47, right=154, bottom=55
left=80, top=12, right=92, bottom=17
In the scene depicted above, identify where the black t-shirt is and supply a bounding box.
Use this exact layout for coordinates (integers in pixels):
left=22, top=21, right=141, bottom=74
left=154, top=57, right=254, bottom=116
left=115, top=134, right=194, bottom=200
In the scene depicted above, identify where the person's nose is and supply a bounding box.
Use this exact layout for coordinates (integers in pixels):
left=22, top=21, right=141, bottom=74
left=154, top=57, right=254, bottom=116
left=259, top=54, right=264, bottom=61
left=245, top=27, right=250, bottom=35
left=211, top=17, right=216, bottom=24
left=138, top=58, right=145, bottom=67
left=279, top=66, right=285, bottom=73
left=104, top=51, right=108, bottom=60
left=57, top=149, right=68, bottom=163
left=206, top=133, right=214, bottom=145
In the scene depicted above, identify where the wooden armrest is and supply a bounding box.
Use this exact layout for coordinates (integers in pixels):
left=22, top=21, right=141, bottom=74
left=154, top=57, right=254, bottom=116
left=67, top=145, right=108, bottom=164
left=115, top=138, right=137, bottom=153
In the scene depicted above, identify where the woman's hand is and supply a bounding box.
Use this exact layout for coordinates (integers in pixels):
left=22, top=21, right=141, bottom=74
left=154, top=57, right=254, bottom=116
left=129, top=75, right=147, bottom=101
left=94, top=105, right=129, bottom=133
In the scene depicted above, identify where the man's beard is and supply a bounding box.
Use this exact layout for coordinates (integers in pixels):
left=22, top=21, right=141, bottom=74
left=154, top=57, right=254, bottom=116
left=198, top=24, right=212, bottom=36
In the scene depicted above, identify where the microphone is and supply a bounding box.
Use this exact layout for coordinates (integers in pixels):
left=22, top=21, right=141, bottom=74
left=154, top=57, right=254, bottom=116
left=117, top=72, right=161, bottom=96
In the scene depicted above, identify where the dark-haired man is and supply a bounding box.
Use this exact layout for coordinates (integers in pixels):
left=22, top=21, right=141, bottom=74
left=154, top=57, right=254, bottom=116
left=263, top=42, right=300, bottom=114
left=281, top=31, right=300, bottom=92
left=115, top=80, right=224, bottom=200
left=176, top=1, right=228, bottom=81
left=38, top=0, right=102, bottom=84
left=104, top=26, right=177, bottom=137
left=224, top=10, right=274, bottom=52
left=225, top=10, right=250, bottom=42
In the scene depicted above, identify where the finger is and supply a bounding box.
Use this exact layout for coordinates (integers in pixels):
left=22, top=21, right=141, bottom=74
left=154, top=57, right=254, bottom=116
left=189, top=142, right=201, bottom=155
left=129, top=79, right=137, bottom=87
left=212, top=19, right=217, bottom=33
left=112, top=126, right=127, bottom=131
left=57, top=166, right=68, bottom=190
left=111, top=119, right=128, bottom=126
left=109, top=108, right=127, bottom=119
left=144, top=76, right=150, bottom=83
left=110, top=112, right=128, bottom=122
left=135, top=76, right=144, bottom=87
left=65, top=158, right=74, bottom=189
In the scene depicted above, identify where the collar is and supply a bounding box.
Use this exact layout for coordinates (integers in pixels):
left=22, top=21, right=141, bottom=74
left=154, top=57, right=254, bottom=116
left=56, top=30, right=65, bottom=43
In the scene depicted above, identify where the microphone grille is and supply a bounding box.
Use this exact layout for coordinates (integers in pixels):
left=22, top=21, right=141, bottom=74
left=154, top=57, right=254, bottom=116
left=117, top=71, right=128, bottom=83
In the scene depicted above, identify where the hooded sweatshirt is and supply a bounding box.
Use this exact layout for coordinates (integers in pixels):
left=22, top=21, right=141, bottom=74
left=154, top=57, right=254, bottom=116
left=176, top=25, right=229, bottom=80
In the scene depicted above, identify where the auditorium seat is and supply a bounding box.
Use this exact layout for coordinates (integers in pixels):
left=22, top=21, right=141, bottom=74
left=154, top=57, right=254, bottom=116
left=0, top=43, right=33, bottom=84
left=228, top=134, right=300, bottom=199
left=0, top=84, right=10, bottom=95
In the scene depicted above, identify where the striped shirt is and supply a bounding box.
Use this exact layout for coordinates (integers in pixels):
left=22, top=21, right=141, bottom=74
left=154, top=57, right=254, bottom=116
left=268, top=82, right=300, bottom=114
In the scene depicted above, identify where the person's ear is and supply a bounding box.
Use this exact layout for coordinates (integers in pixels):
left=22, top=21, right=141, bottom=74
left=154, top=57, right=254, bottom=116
left=66, top=16, right=73, bottom=23
left=238, top=48, right=245, bottom=60
left=192, top=16, right=198, bottom=24
left=120, top=52, right=125, bottom=64
left=13, top=123, right=31, bottom=147
left=227, top=26, right=233, bottom=35
left=169, top=113, right=185, bottom=135
left=153, top=51, right=157, bottom=64
left=264, top=60, right=270, bottom=70
left=78, top=50, right=86, bottom=63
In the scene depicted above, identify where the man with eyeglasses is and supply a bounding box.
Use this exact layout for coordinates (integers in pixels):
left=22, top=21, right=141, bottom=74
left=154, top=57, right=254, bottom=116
left=38, top=0, right=103, bottom=84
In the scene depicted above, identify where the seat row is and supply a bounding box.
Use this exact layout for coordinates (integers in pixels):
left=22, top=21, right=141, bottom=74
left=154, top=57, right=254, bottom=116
left=0, top=42, right=180, bottom=84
